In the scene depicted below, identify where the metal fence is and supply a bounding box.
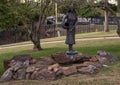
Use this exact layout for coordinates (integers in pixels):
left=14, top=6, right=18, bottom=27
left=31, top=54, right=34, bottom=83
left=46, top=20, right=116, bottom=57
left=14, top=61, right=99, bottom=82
left=0, top=17, right=119, bottom=45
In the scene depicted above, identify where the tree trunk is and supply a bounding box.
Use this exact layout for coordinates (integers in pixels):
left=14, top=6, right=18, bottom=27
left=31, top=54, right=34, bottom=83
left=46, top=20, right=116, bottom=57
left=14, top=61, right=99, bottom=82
left=117, top=20, right=120, bottom=37
left=30, top=22, right=42, bottom=51
left=117, top=0, right=120, bottom=36
left=104, top=9, right=109, bottom=32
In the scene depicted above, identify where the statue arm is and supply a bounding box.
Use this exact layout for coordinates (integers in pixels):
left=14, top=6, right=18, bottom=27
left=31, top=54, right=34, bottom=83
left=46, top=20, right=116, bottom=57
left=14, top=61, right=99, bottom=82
left=74, top=14, right=78, bottom=26
left=62, top=14, right=68, bottom=22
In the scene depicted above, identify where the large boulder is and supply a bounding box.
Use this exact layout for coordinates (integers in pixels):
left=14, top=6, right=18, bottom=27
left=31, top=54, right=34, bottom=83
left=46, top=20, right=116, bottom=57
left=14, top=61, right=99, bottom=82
left=52, top=52, right=71, bottom=64
left=51, top=52, right=85, bottom=64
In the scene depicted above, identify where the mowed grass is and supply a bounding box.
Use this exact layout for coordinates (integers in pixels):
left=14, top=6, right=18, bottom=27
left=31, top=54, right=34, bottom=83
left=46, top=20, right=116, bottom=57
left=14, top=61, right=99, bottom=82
left=0, top=31, right=120, bottom=85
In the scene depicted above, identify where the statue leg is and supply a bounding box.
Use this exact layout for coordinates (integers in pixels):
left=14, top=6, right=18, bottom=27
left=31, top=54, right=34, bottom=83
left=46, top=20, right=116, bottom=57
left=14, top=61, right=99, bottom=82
left=69, top=44, right=73, bottom=51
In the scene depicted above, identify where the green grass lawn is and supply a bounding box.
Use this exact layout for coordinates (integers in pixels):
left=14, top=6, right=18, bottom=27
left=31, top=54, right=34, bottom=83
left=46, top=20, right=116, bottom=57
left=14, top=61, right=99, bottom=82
left=0, top=31, right=120, bottom=85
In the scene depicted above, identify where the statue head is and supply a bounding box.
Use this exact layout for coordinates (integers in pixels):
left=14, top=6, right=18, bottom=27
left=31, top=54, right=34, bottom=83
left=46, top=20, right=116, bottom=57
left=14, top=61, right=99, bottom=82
left=68, top=5, right=76, bottom=13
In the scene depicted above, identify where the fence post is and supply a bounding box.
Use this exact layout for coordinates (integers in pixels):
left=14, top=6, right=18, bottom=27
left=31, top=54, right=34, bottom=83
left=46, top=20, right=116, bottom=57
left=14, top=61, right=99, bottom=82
left=55, top=2, right=60, bottom=37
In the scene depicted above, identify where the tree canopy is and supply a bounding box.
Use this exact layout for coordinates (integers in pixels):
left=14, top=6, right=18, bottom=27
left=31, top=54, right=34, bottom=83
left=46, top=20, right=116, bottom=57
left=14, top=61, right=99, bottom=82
left=0, top=0, right=54, bottom=31
left=57, top=0, right=117, bottom=17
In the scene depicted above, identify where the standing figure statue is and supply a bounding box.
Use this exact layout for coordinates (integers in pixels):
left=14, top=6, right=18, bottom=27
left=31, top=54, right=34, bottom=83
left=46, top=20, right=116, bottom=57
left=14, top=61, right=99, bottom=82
left=62, top=5, right=78, bottom=52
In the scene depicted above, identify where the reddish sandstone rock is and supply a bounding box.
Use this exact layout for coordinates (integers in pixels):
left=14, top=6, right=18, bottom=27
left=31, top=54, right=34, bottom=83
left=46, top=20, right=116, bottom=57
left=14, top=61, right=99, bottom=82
left=48, top=63, right=60, bottom=72
left=52, top=52, right=84, bottom=64
left=74, top=61, right=93, bottom=69
left=62, top=66, right=77, bottom=76
left=52, top=52, right=71, bottom=64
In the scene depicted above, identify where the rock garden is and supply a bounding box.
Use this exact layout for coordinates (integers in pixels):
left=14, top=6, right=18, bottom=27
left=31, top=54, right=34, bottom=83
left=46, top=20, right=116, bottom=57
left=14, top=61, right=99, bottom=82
left=0, top=51, right=118, bottom=81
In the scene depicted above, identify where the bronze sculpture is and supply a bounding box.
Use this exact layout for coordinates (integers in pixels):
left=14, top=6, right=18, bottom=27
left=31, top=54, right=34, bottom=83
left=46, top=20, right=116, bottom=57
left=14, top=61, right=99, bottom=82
left=62, top=5, right=77, bottom=52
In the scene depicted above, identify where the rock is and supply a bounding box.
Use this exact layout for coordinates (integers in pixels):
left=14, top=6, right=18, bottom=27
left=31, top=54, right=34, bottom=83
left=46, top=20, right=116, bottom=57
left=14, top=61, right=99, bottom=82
left=97, top=50, right=108, bottom=56
left=35, top=68, right=40, bottom=71
left=11, top=60, right=29, bottom=79
left=14, top=69, right=26, bottom=80
left=4, top=54, right=32, bottom=70
left=26, top=64, right=48, bottom=73
left=30, top=59, right=37, bottom=64
left=23, top=60, right=30, bottom=67
left=74, top=61, right=93, bottom=69
left=12, top=61, right=23, bottom=71
left=35, top=64, right=48, bottom=70
left=12, top=74, right=17, bottom=79
left=11, top=54, right=32, bottom=62
left=52, top=52, right=84, bottom=64
left=38, top=69, right=56, bottom=80
left=96, top=56, right=108, bottom=65
left=78, top=55, right=91, bottom=63
left=89, top=56, right=98, bottom=62
left=78, top=65, right=99, bottom=74
left=52, top=52, right=71, bottom=64
left=91, top=62, right=103, bottom=69
left=103, top=54, right=118, bottom=63
left=26, top=73, right=31, bottom=80
left=31, top=71, right=38, bottom=80
left=53, top=68, right=59, bottom=72
left=31, top=69, right=56, bottom=80
left=0, top=68, right=13, bottom=81
left=26, top=65, right=36, bottom=73
left=55, top=68, right=63, bottom=78
left=74, top=64, right=87, bottom=69
left=36, top=57, right=55, bottom=65
left=71, top=53, right=84, bottom=62
left=9, top=60, right=16, bottom=67
left=97, top=51, right=118, bottom=64
left=48, top=63, right=60, bottom=71
left=90, top=62, right=103, bottom=73
left=3, top=60, right=11, bottom=71
left=62, top=66, right=77, bottom=76
left=83, top=61, right=93, bottom=66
